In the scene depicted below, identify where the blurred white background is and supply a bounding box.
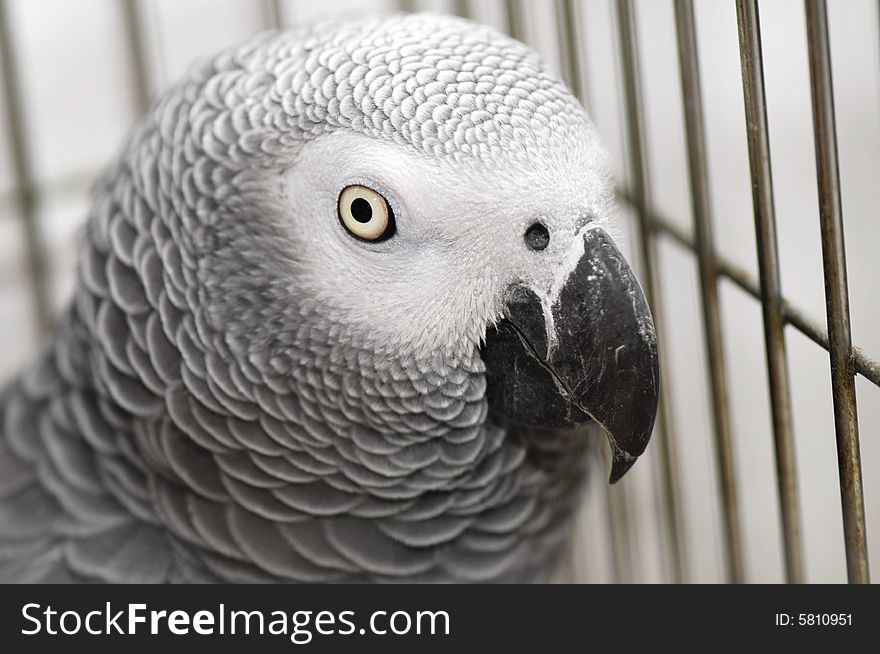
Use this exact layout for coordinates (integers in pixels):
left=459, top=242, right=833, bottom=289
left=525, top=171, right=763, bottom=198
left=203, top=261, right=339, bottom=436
left=0, top=0, right=877, bottom=583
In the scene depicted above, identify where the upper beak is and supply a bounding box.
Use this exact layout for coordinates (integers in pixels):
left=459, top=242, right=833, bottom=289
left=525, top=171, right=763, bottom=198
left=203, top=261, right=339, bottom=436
left=480, top=226, right=659, bottom=483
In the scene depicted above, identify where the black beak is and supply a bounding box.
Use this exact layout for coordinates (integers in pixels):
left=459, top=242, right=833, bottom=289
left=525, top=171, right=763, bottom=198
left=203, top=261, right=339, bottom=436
left=480, top=227, right=659, bottom=483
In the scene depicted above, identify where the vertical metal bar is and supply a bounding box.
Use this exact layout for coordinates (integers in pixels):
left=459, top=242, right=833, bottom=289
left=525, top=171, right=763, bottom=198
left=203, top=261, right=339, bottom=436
left=670, top=0, right=744, bottom=584
left=451, top=0, right=469, bottom=19
left=399, top=0, right=417, bottom=13
left=0, top=0, right=50, bottom=334
left=504, top=0, right=526, bottom=42
left=803, top=0, right=870, bottom=584
left=557, top=0, right=584, bottom=103
left=734, top=0, right=805, bottom=584
left=121, top=0, right=152, bottom=115
left=605, top=483, right=633, bottom=583
left=262, top=0, right=284, bottom=29
left=615, top=0, right=688, bottom=584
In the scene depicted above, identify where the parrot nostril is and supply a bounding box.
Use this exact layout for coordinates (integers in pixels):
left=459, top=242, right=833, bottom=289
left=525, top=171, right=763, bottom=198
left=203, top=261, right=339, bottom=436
left=524, top=223, right=550, bottom=251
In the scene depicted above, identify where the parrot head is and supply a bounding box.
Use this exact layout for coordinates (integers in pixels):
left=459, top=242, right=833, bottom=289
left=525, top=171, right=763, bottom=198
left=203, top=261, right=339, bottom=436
left=172, top=13, right=658, bottom=483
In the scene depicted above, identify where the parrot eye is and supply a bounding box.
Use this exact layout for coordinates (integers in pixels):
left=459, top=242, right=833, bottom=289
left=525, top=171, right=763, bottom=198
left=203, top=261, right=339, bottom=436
left=338, top=185, right=395, bottom=242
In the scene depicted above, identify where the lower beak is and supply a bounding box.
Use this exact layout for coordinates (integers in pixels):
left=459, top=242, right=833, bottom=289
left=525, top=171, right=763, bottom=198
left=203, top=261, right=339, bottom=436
left=480, top=227, right=659, bottom=483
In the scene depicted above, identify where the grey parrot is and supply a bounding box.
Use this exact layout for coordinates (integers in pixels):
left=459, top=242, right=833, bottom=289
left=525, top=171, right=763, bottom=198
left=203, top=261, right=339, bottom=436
left=0, top=13, right=658, bottom=583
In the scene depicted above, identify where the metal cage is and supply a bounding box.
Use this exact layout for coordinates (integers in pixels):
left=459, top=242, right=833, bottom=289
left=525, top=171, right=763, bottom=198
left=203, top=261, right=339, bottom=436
left=0, top=0, right=876, bottom=583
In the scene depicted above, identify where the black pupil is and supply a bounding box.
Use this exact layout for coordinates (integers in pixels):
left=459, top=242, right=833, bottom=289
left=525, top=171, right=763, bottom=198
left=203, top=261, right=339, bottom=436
left=351, top=198, right=373, bottom=224
left=525, top=223, right=550, bottom=251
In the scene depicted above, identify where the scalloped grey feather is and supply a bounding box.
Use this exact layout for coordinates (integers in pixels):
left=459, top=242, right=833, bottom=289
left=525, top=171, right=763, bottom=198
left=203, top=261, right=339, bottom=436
left=0, top=13, right=603, bottom=583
